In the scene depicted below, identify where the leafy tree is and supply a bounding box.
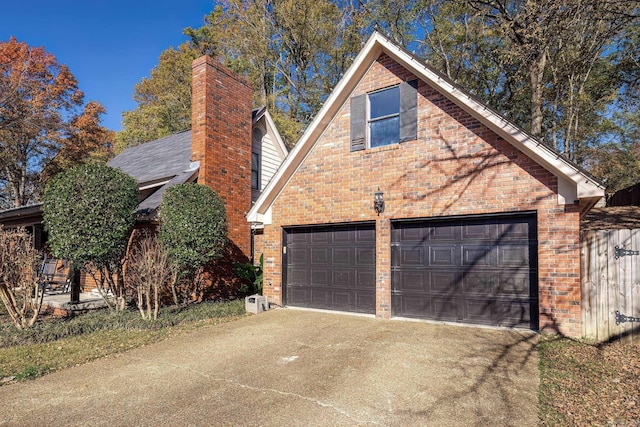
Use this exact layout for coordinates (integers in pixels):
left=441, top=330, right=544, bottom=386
left=0, top=226, right=43, bottom=329
left=583, top=108, right=640, bottom=194
left=186, top=0, right=366, bottom=147
left=0, top=37, right=112, bottom=209
left=409, top=0, right=638, bottom=161
left=42, top=164, right=138, bottom=311
left=42, top=101, right=115, bottom=180
left=159, top=183, right=227, bottom=304
left=121, top=1, right=638, bottom=178
left=115, top=43, right=198, bottom=152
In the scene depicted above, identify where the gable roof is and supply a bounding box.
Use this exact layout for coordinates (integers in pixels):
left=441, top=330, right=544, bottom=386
left=253, top=107, right=289, bottom=159
left=247, top=31, right=604, bottom=224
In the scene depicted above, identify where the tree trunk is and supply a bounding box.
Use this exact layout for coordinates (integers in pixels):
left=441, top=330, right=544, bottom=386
left=529, top=49, right=547, bottom=138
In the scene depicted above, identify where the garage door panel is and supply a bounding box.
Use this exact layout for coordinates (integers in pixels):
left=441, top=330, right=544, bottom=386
left=357, top=271, right=376, bottom=288
left=462, top=223, right=495, bottom=240
left=333, top=269, right=354, bottom=287
left=462, top=299, right=533, bottom=327
left=497, top=271, right=531, bottom=295
left=494, top=300, right=532, bottom=327
left=397, top=246, right=423, bottom=265
left=393, top=295, right=430, bottom=317
left=356, top=227, right=376, bottom=242
left=392, top=215, right=538, bottom=329
left=392, top=270, right=426, bottom=292
left=288, top=268, right=309, bottom=285
left=311, top=248, right=330, bottom=264
left=498, top=222, right=529, bottom=239
left=311, top=289, right=331, bottom=304
left=289, top=288, right=310, bottom=304
left=497, top=245, right=529, bottom=266
left=431, top=226, right=458, bottom=241
left=461, top=245, right=493, bottom=266
left=290, top=247, right=309, bottom=263
left=311, top=229, right=330, bottom=243
left=288, top=230, right=311, bottom=243
left=333, top=228, right=352, bottom=243
left=356, top=293, right=376, bottom=311
left=430, top=246, right=457, bottom=266
left=460, top=272, right=497, bottom=294
left=463, top=299, right=494, bottom=323
left=430, top=271, right=458, bottom=293
left=431, top=297, right=459, bottom=321
left=356, top=248, right=376, bottom=265
left=392, top=224, right=423, bottom=242
left=311, top=269, right=330, bottom=286
left=332, top=247, right=352, bottom=264
left=285, top=224, right=376, bottom=314
left=332, top=291, right=352, bottom=307
left=461, top=270, right=531, bottom=296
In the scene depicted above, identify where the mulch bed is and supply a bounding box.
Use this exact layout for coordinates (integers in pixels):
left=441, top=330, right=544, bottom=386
left=540, top=337, right=640, bottom=426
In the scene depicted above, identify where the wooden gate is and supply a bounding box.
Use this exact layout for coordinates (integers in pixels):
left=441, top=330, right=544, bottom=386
left=581, top=229, right=640, bottom=342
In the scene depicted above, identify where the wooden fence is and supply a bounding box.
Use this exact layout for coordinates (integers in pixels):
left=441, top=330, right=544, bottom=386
left=581, top=229, right=640, bottom=342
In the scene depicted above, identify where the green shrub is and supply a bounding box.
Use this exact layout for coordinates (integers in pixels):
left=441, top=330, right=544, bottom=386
left=159, top=183, right=227, bottom=273
left=42, top=163, right=139, bottom=311
left=234, top=254, right=264, bottom=295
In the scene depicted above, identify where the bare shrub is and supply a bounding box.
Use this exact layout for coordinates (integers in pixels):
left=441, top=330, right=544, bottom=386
left=125, top=235, right=176, bottom=320
left=0, top=226, right=43, bottom=329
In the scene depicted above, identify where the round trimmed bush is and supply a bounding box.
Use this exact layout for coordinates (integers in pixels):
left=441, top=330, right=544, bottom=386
left=158, top=183, right=227, bottom=274
left=42, top=163, right=138, bottom=268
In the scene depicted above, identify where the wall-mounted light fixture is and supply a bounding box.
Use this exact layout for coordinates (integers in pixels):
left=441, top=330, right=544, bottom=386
left=374, top=187, right=385, bottom=215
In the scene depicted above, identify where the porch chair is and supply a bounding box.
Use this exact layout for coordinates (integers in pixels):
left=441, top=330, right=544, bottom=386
left=39, top=256, right=71, bottom=294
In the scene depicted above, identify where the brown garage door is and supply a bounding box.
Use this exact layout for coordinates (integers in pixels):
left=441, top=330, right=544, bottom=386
left=391, top=214, right=538, bottom=329
left=284, top=224, right=376, bottom=314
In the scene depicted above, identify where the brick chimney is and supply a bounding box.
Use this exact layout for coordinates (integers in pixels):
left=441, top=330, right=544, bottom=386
left=191, top=56, right=252, bottom=258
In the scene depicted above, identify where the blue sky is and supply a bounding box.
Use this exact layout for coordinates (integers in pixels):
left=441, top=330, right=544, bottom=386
left=1, top=0, right=213, bottom=131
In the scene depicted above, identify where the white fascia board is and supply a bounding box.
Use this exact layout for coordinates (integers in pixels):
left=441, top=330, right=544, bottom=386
left=138, top=179, right=171, bottom=191
left=248, top=206, right=272, bottom=225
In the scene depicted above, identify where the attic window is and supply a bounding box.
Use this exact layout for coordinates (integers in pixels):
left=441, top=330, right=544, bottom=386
left=252, top=127, right=264, bottom=142
left=350, top=79, right=418, bottom=152
left=369, top=86, right=400, bottom=148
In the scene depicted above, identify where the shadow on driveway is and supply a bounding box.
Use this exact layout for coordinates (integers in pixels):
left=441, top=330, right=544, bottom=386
left=0, top=309, right=538, bottom=426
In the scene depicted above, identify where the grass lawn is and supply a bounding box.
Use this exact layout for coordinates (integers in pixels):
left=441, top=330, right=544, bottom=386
left=539, top=335, right=640, bottom=426
left=0, top=300, right=246, bottom=383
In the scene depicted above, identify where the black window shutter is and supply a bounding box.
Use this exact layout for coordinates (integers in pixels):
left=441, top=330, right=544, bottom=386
left=399, top=79, right=418, bottom=142
left=350, top=94, right=366, bottom=152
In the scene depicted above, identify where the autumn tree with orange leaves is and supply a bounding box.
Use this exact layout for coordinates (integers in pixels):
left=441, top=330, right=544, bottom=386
left=0, top=37, right=113, bottom=209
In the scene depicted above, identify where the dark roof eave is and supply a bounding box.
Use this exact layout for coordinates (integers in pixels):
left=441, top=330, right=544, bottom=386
left=0, top=203, right=44, bottom=221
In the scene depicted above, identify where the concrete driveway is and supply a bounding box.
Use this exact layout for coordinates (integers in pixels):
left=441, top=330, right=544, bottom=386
left=0, top=309, right=539, bottom=426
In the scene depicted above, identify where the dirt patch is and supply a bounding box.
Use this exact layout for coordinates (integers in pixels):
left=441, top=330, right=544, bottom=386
left=539, top=336, right=640, bottom=426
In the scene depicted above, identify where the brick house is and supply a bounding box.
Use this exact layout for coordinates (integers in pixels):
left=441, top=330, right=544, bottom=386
left=0, top=55, right=287, bottom=293
left=110, top=56, right=287, bottom=264
left=247, top=31, right=604, bottom=337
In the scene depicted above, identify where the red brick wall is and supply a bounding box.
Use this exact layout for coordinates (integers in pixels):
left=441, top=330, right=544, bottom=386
left=191, top=56, right=253, bottom=259
left=262, top=53, right=582, bottom=337
left=252, top=228, right=265, bottom=263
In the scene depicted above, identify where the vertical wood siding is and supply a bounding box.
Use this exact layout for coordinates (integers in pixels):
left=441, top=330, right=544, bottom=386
left=581, top=229, right=640, bottom=342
